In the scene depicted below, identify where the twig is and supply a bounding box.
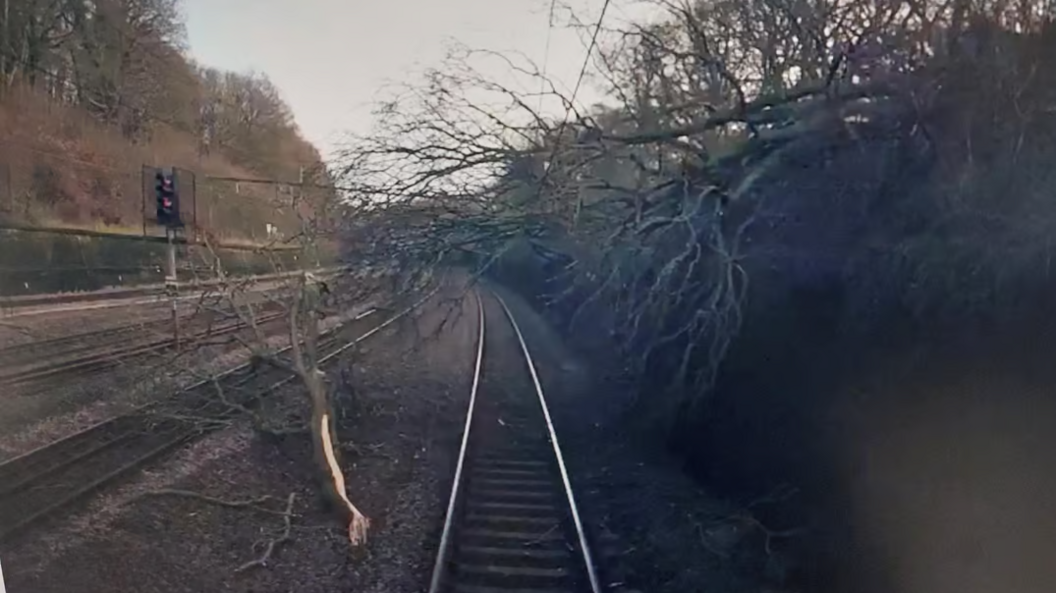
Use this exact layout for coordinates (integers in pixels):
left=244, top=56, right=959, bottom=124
left=694, top=521, right=731, bottom=559
left=142, top=488, right=289, bottom=516
left=522, top=523, right=560, bottom=547
left=236, top=493, right=297, bottom=573
left=747, top=484, right=799, bottom=509
left=0, top=320, right=32, bottom=336
left=738, top=513, right=806, bottom=556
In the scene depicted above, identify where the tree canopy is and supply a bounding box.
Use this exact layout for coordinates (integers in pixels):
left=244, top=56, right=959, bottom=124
left=336, top=0, right=1056, bottom=420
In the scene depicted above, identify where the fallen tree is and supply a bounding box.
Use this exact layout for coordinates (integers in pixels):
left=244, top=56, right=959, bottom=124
left=334, top=0, right=1056, bottom=428
left=328, top=4, right=1056, bottom=589
left=332, top=1, right=888, bottom=420
left=128, top=182, right=380, bottom=562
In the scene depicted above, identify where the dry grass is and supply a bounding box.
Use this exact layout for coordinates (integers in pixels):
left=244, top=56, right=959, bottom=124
left=0, top=84, right=302, bottom=242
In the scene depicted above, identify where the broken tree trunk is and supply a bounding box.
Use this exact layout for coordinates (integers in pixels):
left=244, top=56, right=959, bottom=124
left=292, top=274, right=371, bottom=546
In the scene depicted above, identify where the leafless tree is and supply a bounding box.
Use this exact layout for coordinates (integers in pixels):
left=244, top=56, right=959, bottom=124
left=332, top=0, right=1056, bottom=422
left=113, top=188, right=404, bottom=563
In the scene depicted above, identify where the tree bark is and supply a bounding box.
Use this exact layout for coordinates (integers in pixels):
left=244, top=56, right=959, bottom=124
left=292, top=276, right=370, bottom=546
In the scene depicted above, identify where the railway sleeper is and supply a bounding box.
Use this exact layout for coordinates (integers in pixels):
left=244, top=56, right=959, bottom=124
left=451, top=584, right=577, bottom=593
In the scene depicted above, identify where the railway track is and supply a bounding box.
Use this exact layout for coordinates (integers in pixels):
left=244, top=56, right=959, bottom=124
left=0, top=318, right=167, bottom=363
left=0, top=304, right=288, bottom=388
left=0, top=292, right=431, bottom=543
left=0, top=266, right=342, bottom=311
left=429, top=290, right=602, bottom=593
left=0, top=283, right=298, bottom=365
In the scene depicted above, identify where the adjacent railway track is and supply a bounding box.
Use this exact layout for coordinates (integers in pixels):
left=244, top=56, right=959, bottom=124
left=0, top=276, right=307, bottom=364
left=0, top=266, right=342, bottom=311
left=0, top=318, right=169, bottom=363
left=0, top=304, right=288, bottom=389
left=429, top=290, right=602, bottom=593
left=0, top=291, right=432, bottom=543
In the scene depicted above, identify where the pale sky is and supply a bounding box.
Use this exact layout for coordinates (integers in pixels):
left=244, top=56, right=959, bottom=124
left=182, top=0, right=649, bottom=160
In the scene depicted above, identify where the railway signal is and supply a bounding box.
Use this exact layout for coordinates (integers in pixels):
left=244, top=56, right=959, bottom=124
left=154, top=168, right=181, bottom=227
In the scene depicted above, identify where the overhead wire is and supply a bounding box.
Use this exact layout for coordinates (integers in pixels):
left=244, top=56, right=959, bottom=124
left=537, top=0, right=558, bottom=112
left=535, top=0, right=612, bottom=190
left=565, top=0, right=612, bottom=121
left=0, top=13, right=342, bottom=243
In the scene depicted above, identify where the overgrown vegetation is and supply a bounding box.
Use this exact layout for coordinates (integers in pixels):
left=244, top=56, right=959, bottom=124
left=0, top=0, right=332, bottom=242
left=332, top=5, right=1056, bottom=584
left=336, top=0, right=1056, bottom=425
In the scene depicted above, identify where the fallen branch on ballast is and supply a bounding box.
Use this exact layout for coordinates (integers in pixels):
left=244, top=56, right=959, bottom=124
left=0, top=320, right=32, bottom=336
left=141, top=488, right=290, bottom=516
left=140, top=489, right=300, bottom=571
left=237, top=493, right=297, bottom=573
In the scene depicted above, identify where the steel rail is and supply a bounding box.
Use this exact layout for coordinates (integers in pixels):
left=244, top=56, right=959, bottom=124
left=0, top=285, right=437, bottom=488
left=428, top=289, right=602, bottom=593
left=493, top=291, right=603, bottom=593
left=0, top=299, right=287, bottom=360
left=0, top=326, right=356, bottom=502
left=0, top=320, right=161, bottom=357
left=0, top=288, right=440, bottom=542
left=316, top=286, right=441, bottom=365
left=428, top=291, right=486, bottom=593
left=0, top=305, right=378, bottom=477
left=0, top=267, right=341, bottom=318
left=0, top=311, right=287, bottom=386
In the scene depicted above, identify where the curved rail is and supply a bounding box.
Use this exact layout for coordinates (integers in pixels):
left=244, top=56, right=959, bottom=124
left=429, top=291, right=487, bottom=593
left=429, top=289, right=601, bottom=593
left=0, top=296, right=289, bottom=361
left=0, top=310, right=287, bottom=388
left=0, top=266, right=342, bottom=313
left=0, top=308, right=378, bottom=489
left=0, top=324, right=356, bottom=542
left=0, top=288, right=439, bottom=542
left=493, top=292, right=602, bottom=593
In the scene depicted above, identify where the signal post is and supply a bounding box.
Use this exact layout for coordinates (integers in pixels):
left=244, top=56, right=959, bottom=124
left=154, top=167, right=184, bottom=347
